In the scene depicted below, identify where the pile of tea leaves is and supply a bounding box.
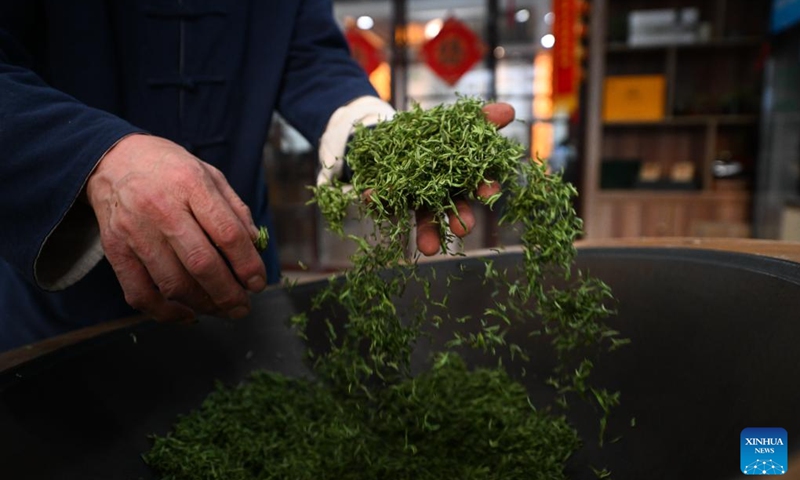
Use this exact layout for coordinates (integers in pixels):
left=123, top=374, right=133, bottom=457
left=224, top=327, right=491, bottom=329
left=145, top=357, right=579, bottom=480
left=144, top=98, right=623, bottom=480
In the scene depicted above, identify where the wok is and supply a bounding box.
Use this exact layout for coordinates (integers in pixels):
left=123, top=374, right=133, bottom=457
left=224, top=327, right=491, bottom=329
left=1, top=246, right=799, bottom=479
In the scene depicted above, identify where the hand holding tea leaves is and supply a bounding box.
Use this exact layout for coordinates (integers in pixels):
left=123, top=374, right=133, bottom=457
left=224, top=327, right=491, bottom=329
left=344, top=100, right=519, bottom=256
left=348, top=103, right=514, bottom=256
left=413, top=102, right=515, bottom=255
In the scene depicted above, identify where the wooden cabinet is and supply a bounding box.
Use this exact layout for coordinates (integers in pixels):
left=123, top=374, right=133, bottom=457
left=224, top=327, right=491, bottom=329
left=589, top=190, right=751, bottom=238
left=582, top=0, right=769, bottom=239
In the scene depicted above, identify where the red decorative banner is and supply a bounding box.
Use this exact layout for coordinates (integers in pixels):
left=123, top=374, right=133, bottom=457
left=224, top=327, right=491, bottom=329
left=345, top=27, right=384, bottom=75
left=552, top=0, right=579, bottom=113
left=420, top=18, right=486, bottom=86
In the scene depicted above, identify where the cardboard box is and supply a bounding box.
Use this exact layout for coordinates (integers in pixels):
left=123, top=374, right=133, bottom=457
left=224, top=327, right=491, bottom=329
left=603, top=75, right=666, bottom=122
left=627, top=8, right=700, bottom=46
left=628, top=8, right=699, bottom=29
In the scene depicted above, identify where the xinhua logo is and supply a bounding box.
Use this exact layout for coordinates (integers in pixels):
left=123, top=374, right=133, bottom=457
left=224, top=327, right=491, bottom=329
left=741, top=427, right=788, bottom=475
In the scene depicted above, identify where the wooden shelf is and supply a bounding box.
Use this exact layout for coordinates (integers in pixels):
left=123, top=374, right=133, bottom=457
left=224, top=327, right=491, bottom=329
left=606, top=37, right=762, bottom=53
left=582, top=0, right=768, bottom=240
left=589, top=189, right=753, bottom=239
left=603, top=115, right=758, bottom=127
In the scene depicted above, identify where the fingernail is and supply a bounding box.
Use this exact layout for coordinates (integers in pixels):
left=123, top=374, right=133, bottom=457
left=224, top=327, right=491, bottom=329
left=228, top=306, right=250, bottom=319
left=247, top=275, right=266, bottom=292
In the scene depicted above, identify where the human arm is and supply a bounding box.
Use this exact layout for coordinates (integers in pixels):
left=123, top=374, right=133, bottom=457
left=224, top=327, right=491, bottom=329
left=84, top=134, right=267, bottom=323
left=0, top=24, right=264, bottom=323
left=0, top=27, right=143, bottom=291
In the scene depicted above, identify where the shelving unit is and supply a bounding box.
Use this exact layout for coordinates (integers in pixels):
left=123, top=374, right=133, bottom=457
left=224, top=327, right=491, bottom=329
left=582, top=0, right=770, bottom=239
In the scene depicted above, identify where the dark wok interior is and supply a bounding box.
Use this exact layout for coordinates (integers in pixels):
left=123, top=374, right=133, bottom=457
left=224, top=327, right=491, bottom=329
left=1, top=248, right=799, bottom=479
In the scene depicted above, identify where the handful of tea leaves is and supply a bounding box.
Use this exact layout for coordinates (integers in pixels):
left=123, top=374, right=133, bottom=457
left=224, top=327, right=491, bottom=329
left=145, top=98, right=622, bottom=480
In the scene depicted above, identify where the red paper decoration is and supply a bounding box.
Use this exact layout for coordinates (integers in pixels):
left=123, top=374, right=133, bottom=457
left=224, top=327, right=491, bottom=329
left=552, top=0, right=586, bottom=114
left=420, top=18, right=486, bottom=86
left=345, top=27, right=384, bottom=75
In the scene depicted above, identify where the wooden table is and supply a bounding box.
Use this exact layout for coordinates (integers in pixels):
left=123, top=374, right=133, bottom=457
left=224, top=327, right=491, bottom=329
left=575, top=237, right=800, bottom=264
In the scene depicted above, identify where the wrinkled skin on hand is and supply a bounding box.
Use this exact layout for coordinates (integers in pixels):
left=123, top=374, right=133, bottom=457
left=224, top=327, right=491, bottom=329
left=86, top=134, right=267, bottom=323
left=414, top=102, right=515, bottom=255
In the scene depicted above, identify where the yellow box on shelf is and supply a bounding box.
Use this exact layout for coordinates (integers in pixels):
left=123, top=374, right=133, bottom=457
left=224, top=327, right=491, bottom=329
left=603, top=75, right=666, bottom=122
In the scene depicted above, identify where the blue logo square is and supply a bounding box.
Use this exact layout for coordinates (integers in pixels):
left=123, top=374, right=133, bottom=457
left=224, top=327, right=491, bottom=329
left=741, top=427, right=788, bottom=475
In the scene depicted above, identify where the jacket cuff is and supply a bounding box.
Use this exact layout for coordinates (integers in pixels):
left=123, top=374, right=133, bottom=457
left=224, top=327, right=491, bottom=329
left=34, top=133, right=142, bottom=291
left=316, top=95, right=395, bottom=186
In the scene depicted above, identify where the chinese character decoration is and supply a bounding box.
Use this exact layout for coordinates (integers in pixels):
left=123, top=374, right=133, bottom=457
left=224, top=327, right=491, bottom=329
left=420, top=17, right=486, bottom=86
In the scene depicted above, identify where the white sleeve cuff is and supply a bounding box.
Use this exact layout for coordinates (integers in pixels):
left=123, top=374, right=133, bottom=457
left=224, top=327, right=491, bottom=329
left=33, top=134, right=140, bottom=291
left=34, top=204, right=105, bottom=291
left=316, top=95, right=395, bottom=186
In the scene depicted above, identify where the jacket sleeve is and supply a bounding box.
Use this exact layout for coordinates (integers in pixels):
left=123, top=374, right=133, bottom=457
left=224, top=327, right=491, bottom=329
left=275, top=0, right=382, bottom=146
left=0, top=28, right=143, bottom=290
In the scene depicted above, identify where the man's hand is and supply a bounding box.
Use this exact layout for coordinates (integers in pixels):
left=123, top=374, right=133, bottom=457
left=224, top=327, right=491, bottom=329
left=85, top=134, right=266, bottom=323
left=415, top=102, right=516, bottom=255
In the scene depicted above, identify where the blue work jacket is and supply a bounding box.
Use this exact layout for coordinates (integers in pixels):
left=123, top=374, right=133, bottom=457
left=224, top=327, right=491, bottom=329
left=0, top=0, right=376, bottom=351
